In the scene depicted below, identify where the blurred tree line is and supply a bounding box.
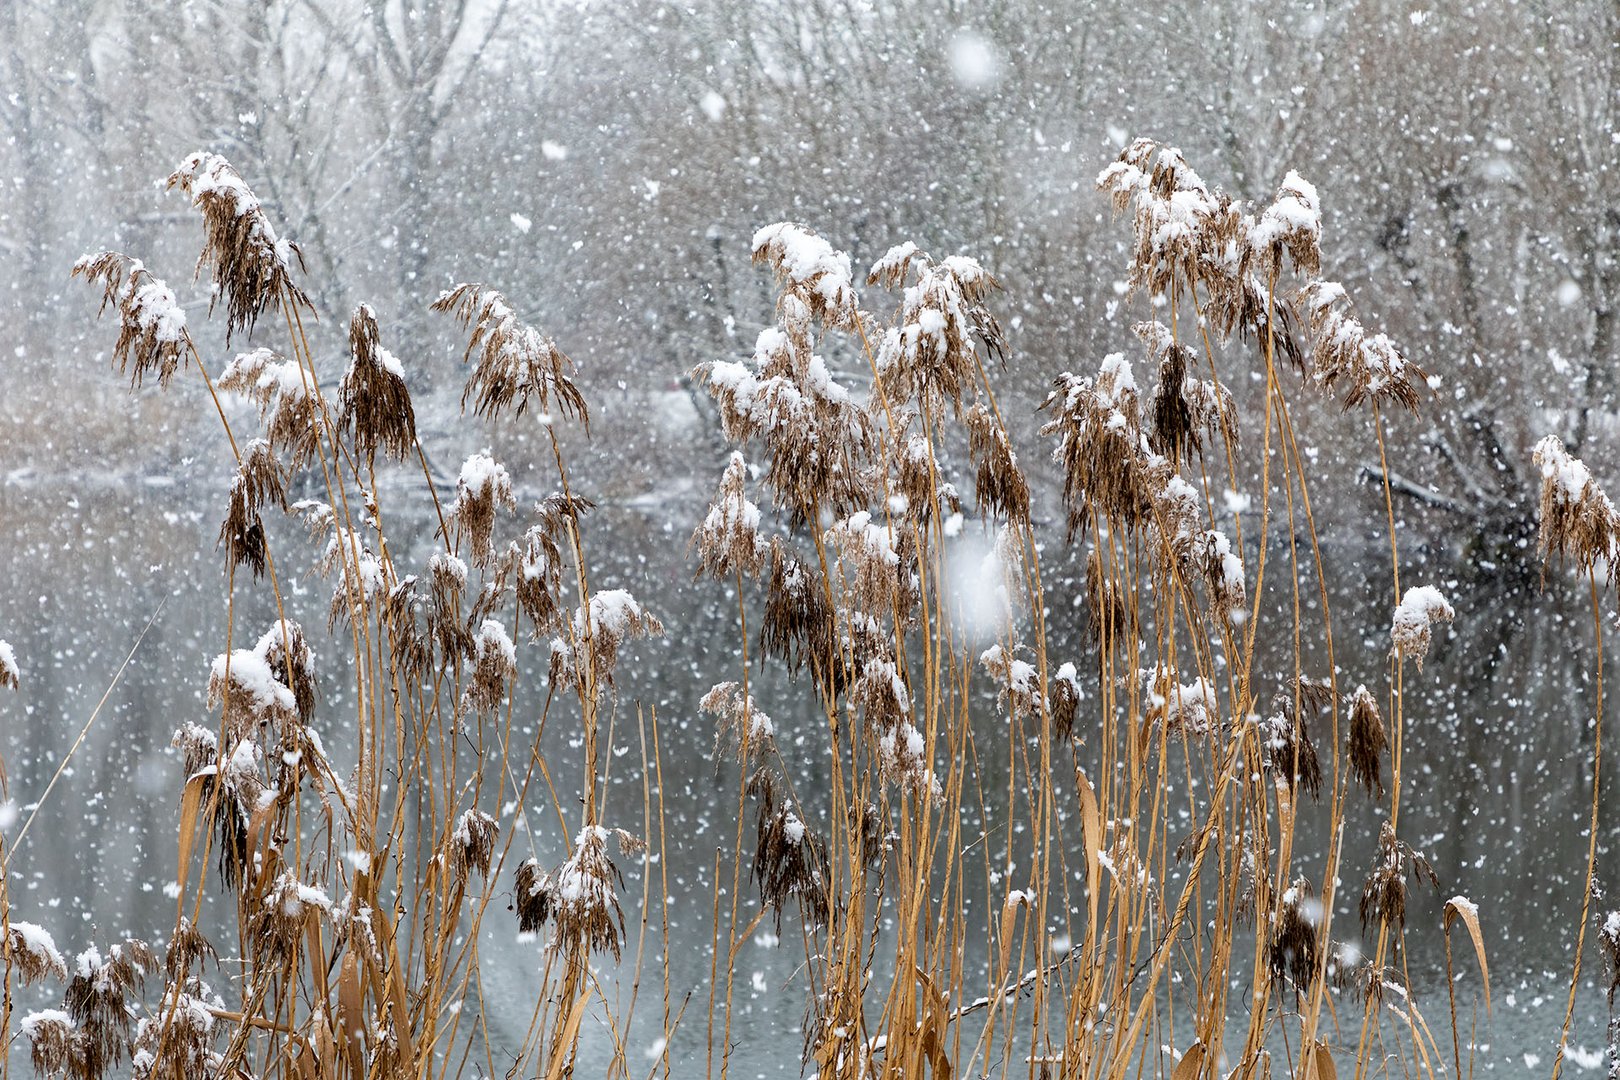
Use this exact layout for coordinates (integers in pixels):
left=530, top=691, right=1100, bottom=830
left=0, top=0, right=1614, bottom=572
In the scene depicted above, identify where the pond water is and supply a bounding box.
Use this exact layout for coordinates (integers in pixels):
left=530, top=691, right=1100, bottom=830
left=1, top=469, right=1614, bottom=1076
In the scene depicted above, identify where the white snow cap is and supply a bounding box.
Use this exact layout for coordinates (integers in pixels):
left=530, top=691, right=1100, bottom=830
left=1390, top=584, right=1454, bottom=668
left=0, top=639, right=19, bottom=688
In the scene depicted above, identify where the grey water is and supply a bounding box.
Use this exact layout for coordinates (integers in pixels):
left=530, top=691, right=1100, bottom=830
left=1, top=474, right=1614, bottom=1077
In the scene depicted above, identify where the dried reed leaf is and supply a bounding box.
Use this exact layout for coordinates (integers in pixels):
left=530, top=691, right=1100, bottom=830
left=336, top=949, right=366, bottom=1078
left=1442, top=896, right=1491, bottom=1015
left=1171, top=1041, right=1205, bottom=1080
left=1307, top=1040, right=1338, bottom=1080
left=175, top=771, right=209, bottom=906
left=544, top=990, right=593, bottom=1080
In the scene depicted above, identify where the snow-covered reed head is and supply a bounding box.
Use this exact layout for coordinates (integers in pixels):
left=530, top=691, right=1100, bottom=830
left=514, top=826, right=639, bottom=961
left=252, top=872, right=330, bottom=967
left=491, top=492, right=590, bottom=638
left=1251, top=170, right=1323, bottom=280
left=1532, top=434, right=1619, bottom=575
left=71, top=251, right=189, bottom=388
left=698, top=323, right=873, bottom=527
left=1299, top=280, right=1424, bottom=412
left=207, top=632, right=300, bottom=739
left=448, top=808, right=499, bottom=886
left=964, top=403, right=1030, bottom=527
left=6, top=922, right=67, bottom=985
left=166, top=152, right=307, bottom=340
left=1389, top=584, right=1454, bottom=669
left=56, top=939, right=156, bottom=1079
left=449, top=452, right=516, bottom=569
left=217, top=347, right=321, bottom=468
left=751, top=222, right=860, bottom=335
left=548, top=588, right=663, bottom=689
left=1257, top=689, right=1324, bottom=800
left=1359, top=821, right=1438, bottom=933
left=1266, top=877, right=1322, bottom=992
left=749, top=774, right=829, bottom=930
left=1039, top=353, right=1168, bottom=537
left=823, top=510, right=917, bottom=622
left=255, top=619, right=316, bottom=726
left=339, top=303, right=417, bottom=462
left=700, top=681, right=778, bottom=763
left=868, top=245, right=1004, bottom=420
left=462, top=618, right=516, bottom=715
left=432, top=282, right=587, bottom=424
left=693, top=452, right=768, bottom=580
left=758, top=538, right=838, bottom=687
left=1137, top=320, right=1237, bottom=466
left=0, top=638, right=19, bottom=691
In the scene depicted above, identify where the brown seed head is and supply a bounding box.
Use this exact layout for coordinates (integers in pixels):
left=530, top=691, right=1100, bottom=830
left=1251, top=171, right=1323, bottom=280
left=5, top=921, right=68, bottom=985
left=71, top=251, right=190, bottom=388
left=1299, top=280, right=1424, bottom=412
left=166, top=152, right=308, bottom=340
left=870, top=250, right=1003, bottom=419
left=752, top=779, right=830, bottom=930
left=449, top=808, right=499, bottom=883
left=463, top=619, right=516, bottom=715
left=1532, top=435, right=1620, bottom=575
left=965, top=403, right=1031, bottom=526
left=218, top=348, right=321, bottom=468
left=752, top=222, right=860, bottom=332
left=449, top=453, right=516, bottom=569
left=340, top=303, right=418, bottom=461
left=1266, top=878, right=1322, bottom=992
left=1347, top=684, right=1388, bottom=797
left=431, top=283, right=587, bottom=424
left=693, top=452, right=768, bottom=580
left=700, top=681, right=778, bottom=763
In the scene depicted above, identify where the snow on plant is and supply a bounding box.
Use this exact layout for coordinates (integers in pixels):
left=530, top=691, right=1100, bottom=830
left=1390, top=584, right=1455, bottom=668
left=869, top=244, right=1004, bottom=418
left=339, top=302, right=417, bottom=461
left=751, top=221, right=860, bottom=332
left=1298, top=279, right=1424, bottom=412
left=549, top=588, right=663, bottom=689
left=1532, top=434, right=1620, bottom=573
left=0, top=638, right=18, bottom=691
left=1250, top=170, right=1322, bottom=279
left=432, top=282, right=587, bottom=422
left=70, top=252, right=190, bottom=387
left=6, top=920, right=67, bottom=984
left=463, top=618, right=517, bottom=715
left=698, top=321, right=871, bottom=524
left=514, top=825, right=641, bottom=962
left=450, top=452, right=517, bottom=568
left=166, top=151, right=307, bottom=339
left=217, top=347, right=322, bottom=467
left=692, top=451, right=767, bottom=579
left=700, top=681, right=779, bottom=761
left=981, top=643, right=1044, bottom=719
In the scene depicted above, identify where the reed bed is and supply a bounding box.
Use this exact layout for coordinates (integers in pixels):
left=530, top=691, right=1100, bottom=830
left=8, top=136, right=1611, bottom=1079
